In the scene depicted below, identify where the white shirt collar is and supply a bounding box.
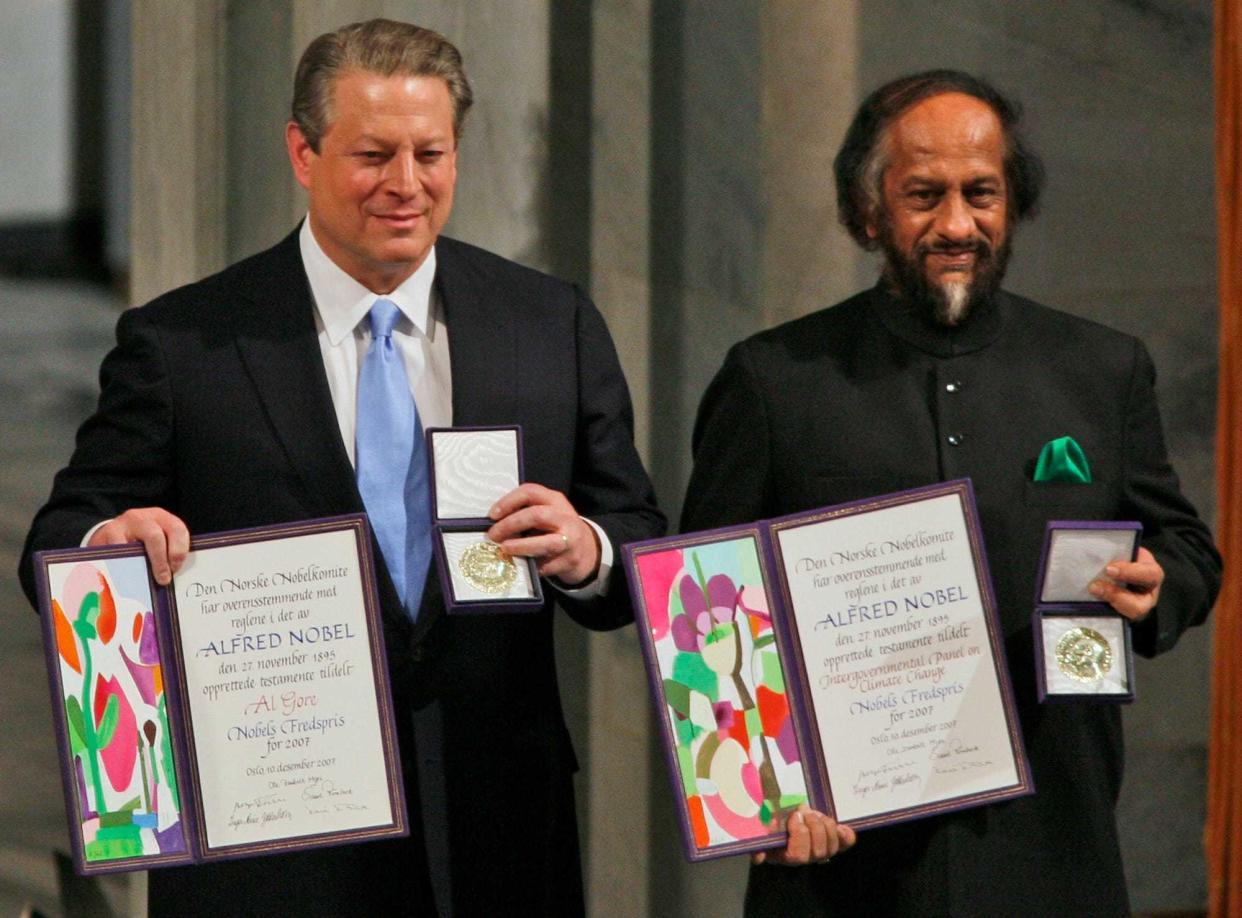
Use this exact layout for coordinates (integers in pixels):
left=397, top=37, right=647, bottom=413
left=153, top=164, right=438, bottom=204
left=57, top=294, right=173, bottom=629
left=299, top=217, right=437, bottom=345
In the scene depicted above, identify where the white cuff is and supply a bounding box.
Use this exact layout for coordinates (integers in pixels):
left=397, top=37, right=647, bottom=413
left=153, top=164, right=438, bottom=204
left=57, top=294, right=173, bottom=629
left=81, top=520, right=110, bottom=547
left=549, top=517, right=613, bottom=599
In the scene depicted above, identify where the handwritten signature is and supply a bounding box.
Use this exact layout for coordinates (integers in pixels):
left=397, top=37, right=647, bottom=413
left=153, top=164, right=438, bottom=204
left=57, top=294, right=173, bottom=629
left=302, top=776, right=355, bottom=801
left=854, top=770, right=924, bottom=799
left=306, top=802, right=369, bottom=816
left=857, top=760, right=916, bottom=781
left=929, top=737, right=992, bottom=775
left=302, top=775, right=365, bottom=815
left=227, top=794, right=291, bottom=829
left=232, top=793, right=286, bottom=814
left=929, top=737, right=980, bottom=761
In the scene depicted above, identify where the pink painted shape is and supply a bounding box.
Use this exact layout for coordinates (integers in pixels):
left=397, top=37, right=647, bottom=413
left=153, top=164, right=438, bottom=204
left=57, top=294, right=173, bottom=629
left=739, top=584, right=771, bottom=623
left=741, top=760, right=763, bottom=806
left=702, top=790, right=767, bottom=841
left=636, top=549, right=684, bottom=641
left=81, top=817, right=100, bottom=844
left=97, top=676, right=139, bottom=793
left=62, top=563, right=104, bottom=621
left=695, top=611, right=712, bottom=636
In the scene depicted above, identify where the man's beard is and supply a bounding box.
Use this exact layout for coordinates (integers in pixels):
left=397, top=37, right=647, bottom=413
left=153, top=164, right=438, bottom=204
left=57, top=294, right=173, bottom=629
left=879, top=226, right=1011, bottom=327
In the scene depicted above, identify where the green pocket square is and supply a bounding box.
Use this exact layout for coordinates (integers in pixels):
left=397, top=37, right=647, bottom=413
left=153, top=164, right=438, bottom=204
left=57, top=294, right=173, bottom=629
left=1033, top=436, right=1092, bottom=483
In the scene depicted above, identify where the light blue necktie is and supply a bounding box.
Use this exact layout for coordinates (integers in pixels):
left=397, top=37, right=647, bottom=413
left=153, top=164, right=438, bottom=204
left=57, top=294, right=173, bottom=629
left=356, top=298, right=431, bottom=620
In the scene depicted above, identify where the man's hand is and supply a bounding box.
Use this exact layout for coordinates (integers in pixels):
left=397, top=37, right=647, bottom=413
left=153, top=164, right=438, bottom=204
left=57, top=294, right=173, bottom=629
left=486, top=484, right=600, bottom=586
left=752, top=805, right=856, bottom=867
left=89, top=507, right=190, bottom=586
left=1088, top=546, right=1163, bottom=622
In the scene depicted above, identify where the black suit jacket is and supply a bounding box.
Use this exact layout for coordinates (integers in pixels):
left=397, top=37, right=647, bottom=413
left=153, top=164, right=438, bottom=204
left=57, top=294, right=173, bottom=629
left=682, top=286, right=1220, bottom=917
left=21, top=230, right=664, bottom=916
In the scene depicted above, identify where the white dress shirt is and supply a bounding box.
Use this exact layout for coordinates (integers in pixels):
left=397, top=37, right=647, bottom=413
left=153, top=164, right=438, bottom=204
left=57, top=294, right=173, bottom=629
left=301, top=219, right=451, bottom=460
left=299, top=220, right=612, bottom=596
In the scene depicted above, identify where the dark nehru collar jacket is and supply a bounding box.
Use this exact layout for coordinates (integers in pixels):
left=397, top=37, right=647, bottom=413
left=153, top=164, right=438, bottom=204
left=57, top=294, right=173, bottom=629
left=682, top=284, right=1220, bottom=918
left=20, top=228, right=665, bottom=917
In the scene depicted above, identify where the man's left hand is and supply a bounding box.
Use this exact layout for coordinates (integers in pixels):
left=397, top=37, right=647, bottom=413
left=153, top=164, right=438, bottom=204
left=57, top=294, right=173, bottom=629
left=487, top=483, right=600, bottom=586
left=1088, top=546, right=1163, bottom=622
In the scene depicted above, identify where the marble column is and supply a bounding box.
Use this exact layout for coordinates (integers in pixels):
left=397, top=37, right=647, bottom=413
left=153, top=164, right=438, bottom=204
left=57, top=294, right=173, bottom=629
left=760, top=2, right=864, bottom=328
left=584, top=5, right=657, bottom=913
left=226, top=2, right=297, bottom=262
left=130, top=0, right=226, bottom=307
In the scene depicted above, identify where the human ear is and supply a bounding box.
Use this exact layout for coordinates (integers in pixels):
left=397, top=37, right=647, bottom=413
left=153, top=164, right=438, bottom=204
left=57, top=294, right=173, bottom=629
left=285, top=122, right=315, bottom=190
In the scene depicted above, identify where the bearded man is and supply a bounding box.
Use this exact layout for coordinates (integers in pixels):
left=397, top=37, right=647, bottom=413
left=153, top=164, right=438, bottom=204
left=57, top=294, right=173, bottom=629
left=681, top=70, right=1220, bottom=917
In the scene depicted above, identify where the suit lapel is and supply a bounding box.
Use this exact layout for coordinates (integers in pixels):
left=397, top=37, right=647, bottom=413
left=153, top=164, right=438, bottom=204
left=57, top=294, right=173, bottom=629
left=436, top=238, right=520, bottom=426
left=228, top=231, right=364, bottom=519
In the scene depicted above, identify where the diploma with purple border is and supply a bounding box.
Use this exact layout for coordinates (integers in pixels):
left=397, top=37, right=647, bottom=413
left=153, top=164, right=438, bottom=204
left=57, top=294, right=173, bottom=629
left=33, top=514, right=408, bottom=875
left=623, top=480, right=1033, bottom=861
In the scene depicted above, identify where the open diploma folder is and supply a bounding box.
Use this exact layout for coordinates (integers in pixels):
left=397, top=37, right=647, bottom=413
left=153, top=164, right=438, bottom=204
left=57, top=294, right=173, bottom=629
left=33, top=515, right=407, bottom=875
left=623, top=480, right=1033, bottom=861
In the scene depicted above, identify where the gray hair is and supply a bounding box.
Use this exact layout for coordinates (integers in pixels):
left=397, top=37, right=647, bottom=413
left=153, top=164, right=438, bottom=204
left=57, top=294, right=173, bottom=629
left=291, top=18, right=474, bottom=151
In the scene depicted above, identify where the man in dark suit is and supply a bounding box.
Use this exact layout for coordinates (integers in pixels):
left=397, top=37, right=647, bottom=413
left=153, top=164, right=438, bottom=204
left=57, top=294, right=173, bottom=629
left=19, top=19, right=663, bottom=916
left=682, top=70, right=1220, bottom=916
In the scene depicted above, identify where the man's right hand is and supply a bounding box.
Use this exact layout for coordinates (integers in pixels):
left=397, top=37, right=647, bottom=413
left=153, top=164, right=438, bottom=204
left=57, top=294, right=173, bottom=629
left=751, top=805, right=856, bottom=866
left=88, top=507, right=190, bottom=585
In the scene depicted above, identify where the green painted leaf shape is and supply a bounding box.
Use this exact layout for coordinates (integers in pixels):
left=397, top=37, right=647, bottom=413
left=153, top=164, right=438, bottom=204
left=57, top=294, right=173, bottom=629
left=96, top=694, right=120, bottom=748
left=672, top=652, right=718, bottom=701
left=99, top=809, right=136, bottom=827
left=74, top=620, right=97, bottom=641
left=78, top=591, right=100, bottom=626
left=158, top=697, right=181, bottom=809
left=754, top=633, right=776, bottom=649
left=65, top=695, right=87, bottom=754
left=669, top=583, right=685, bottom=619
left=663, top=679, right=692, bottom=718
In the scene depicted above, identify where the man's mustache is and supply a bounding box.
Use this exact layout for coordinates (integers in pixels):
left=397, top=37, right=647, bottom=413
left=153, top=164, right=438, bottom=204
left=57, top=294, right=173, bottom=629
left=917, top=239, right=992, bottom=259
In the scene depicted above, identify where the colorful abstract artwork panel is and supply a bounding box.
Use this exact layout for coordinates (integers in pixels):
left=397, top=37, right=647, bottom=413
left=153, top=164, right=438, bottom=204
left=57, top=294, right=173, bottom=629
left=46, top=557, right=187, bottom=864
left=635, top=536, right=808, bottom=851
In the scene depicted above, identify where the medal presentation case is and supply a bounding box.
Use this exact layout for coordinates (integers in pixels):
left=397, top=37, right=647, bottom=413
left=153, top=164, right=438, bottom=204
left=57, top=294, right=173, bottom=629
left=1032, top=521, right=1140, bottom=703
left=427, top=426, right=544, bottom=614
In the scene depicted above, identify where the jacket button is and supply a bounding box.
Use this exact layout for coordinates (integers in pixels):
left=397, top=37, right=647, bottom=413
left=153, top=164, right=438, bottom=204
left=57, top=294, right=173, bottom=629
left=945, top=380, right=962, bottom=393
left=947, top=434, right=963, bottom=446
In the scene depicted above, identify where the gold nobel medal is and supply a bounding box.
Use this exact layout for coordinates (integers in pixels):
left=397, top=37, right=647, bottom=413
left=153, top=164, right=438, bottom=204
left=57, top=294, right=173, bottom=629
left=1055, top=626, right=1113, bottom=684
left=458, top=540, right=518, bottom=594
